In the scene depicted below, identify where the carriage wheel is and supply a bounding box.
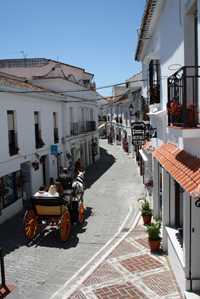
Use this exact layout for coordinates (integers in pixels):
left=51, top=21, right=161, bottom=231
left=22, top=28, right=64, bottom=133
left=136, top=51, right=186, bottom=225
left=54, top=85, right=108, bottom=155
left=60, top=210, right=71, bottom=242
left=23, top=209, right=37, bottom=240
left=78, top=203, right=84, bottom=224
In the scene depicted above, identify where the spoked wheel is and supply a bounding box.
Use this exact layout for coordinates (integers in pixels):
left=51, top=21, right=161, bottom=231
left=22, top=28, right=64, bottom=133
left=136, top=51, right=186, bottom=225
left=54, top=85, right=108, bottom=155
left=23, top=209, right=37, bottom=240
left=78, top=203, right=84, bottom=224
left=60, top=210, right=71, bottom=242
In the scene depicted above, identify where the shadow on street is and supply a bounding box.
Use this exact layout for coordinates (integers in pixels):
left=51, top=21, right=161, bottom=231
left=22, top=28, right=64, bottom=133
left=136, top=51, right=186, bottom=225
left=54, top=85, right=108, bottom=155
left=0, top=145, right=115, bottom=256
left=85, top=146, right=116, bottom=189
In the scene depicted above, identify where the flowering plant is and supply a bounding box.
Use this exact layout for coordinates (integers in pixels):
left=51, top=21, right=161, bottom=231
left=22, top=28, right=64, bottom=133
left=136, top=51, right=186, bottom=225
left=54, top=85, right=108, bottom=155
left=144, top=180, right=153, bottom=188
left=40, top=155, right=46, bottom=163
left=36, top=137, right=45, bottom=149
left=55, top=151, right=62, bottom=158
left=9, top=144, right=20, bottom=156
left=17, top=174, right=27, bottom=189
left=167, top=99, right=183, bottom=116
left=187, top=103, right=198, bottom=111
left=0, top=182, right=9, bottom=197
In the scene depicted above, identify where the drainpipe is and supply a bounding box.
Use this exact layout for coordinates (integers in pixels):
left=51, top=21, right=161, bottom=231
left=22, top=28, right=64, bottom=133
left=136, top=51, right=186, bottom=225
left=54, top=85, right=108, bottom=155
left=62, top=101, right=66, bottom=167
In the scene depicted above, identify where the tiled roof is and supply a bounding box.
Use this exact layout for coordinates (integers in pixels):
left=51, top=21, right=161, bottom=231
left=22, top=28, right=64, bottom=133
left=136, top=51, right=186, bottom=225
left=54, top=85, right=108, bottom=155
left=152, top=142, right=200, bottom=196
left=0, top=76, right=59, bottom=95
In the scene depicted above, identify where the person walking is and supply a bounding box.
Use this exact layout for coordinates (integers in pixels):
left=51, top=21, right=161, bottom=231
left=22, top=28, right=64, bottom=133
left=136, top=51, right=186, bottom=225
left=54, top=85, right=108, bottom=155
left=68, top=161, right=75, bottom=180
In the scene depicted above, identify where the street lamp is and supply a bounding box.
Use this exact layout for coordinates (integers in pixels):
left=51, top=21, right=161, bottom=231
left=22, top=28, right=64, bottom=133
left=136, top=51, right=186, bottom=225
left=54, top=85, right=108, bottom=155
left=128, top=103, right=134, bottom=115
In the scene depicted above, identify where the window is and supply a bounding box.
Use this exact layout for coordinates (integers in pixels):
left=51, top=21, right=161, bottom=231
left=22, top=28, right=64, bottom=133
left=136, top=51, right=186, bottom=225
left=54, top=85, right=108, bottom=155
left=175, top=182, right=183, bottom=238
left=7, top=110, right=19, bottom=156
left=83, top=79, right=90, bottom=85
left=53, top=112, right=59, bottom=144
left=148, top=60, right=160, bottom=105
left=34, top=112, right=44, bottom=149
left=0, top=170, right=21, bottom=210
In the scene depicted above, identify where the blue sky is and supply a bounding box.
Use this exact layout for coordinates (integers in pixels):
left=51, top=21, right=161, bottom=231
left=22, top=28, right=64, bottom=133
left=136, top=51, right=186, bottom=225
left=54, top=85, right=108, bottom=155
left=1, top=0, right=146, bottom=97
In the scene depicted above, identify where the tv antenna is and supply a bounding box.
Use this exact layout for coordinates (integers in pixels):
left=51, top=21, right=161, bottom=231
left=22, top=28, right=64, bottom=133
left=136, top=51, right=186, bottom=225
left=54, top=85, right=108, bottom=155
left=13, top=51, right=28, bottom=58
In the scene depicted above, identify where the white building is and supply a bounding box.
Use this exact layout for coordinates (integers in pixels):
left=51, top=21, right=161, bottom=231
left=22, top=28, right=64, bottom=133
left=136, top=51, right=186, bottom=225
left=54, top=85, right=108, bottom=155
left=0, top=58, right=101, bottom=224
left=103, top=73, right=143, bottom=157
left=135, top=0, right=200, bottom=296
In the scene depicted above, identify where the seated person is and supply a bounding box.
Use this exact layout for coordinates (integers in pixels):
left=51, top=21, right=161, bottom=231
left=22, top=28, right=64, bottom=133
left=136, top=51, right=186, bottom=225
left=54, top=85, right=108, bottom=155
left=34, top=185, right=53, bottom=197
left=54, top=182, right=64, bottom=197
left=48, top=185, right=59, bottom=196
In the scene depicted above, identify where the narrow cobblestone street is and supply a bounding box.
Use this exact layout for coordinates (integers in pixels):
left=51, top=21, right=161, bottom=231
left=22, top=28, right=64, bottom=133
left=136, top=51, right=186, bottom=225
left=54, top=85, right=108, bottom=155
left=0, top=139, right=145, bottom=298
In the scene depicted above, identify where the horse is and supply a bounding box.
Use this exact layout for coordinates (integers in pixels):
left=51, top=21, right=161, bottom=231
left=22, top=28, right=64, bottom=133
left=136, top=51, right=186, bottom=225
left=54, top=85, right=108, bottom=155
left=72, top=171, right=85, bottom=199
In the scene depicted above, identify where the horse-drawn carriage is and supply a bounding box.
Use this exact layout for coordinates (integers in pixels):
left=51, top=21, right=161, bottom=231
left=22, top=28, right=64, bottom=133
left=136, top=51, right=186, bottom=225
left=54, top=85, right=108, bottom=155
left=23, top=172, right=85, bottom=242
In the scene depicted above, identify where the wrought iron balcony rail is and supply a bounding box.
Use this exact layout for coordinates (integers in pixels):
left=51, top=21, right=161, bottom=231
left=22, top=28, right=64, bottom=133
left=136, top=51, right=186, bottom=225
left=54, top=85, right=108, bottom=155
left=167, top=66, right=200, bottom=127
left=70, top=123, right=78, bottom=135
left=54, top=127, right=59, bottom=143
left=78, top=121, right=96, bottom=134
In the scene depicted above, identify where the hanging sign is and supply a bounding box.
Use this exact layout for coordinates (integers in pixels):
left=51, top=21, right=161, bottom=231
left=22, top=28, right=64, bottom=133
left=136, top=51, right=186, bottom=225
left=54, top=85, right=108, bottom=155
left=131, top=122, right=146, bottom=145
left=51, top=145, right=58, bottom=155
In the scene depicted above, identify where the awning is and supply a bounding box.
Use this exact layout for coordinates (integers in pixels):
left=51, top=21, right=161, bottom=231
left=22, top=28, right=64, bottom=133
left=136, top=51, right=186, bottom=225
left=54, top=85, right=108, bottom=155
left=143, top=50, right=160, bottom=65
left=152, top=142, right=200, bottom=196
left=139, top=149, right=148, bottom=162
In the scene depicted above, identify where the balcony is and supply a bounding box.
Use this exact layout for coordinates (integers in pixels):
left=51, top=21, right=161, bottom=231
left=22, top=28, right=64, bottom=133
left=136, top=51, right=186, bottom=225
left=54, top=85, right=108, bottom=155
left=167, top=66, right=200, bottom=128
left=54, top=128, right=59, bottom=143
left=9, top=132, right=19, bottom=156
left=79, top=121, right=96, bottom=134
left=70, top=123, right=78, bottom=135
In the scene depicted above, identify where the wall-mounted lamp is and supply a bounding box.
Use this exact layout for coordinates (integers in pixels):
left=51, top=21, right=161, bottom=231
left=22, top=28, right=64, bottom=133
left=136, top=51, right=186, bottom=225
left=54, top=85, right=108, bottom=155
left=35, top=153, right=40, bottom=159
left=145, top=124, right=157, bottom=140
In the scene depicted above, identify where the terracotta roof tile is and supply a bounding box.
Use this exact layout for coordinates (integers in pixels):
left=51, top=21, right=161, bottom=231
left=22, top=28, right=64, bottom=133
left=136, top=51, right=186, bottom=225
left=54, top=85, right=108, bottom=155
left=152, top=142, right=200, bottom=195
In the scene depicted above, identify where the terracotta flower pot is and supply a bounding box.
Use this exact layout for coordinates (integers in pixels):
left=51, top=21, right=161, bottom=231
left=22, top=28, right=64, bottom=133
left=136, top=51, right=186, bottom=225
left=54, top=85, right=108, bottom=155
left=142, top=214, right=152, bottom=225
left=148, top=237, right=162, bottom=252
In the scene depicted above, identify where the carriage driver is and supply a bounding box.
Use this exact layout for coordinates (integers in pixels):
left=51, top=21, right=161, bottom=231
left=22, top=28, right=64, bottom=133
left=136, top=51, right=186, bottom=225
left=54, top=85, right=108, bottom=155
left=58, top=168, right=71, bottom=194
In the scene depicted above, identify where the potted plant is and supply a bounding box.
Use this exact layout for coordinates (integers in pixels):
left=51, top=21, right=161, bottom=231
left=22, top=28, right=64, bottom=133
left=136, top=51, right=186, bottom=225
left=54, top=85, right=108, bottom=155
left=32, top=161, right=37, bottom=168
left=187, top=103, right=198, bottom=125
left=146, top=216, right=162, bottom=252
left=40, top=155, right=46, bottom=164
left=55, top=151, right=62, bottom=158
left=0, top=181, right=9, bottom=197
left=36, top=137, right=45, bottom=149
left=139, top=197, right=153, bottom=225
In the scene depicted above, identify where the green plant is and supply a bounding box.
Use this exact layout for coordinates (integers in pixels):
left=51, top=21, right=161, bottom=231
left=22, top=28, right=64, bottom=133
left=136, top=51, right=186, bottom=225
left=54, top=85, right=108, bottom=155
left=66, top=153, right=72, bottom=161
left=146, top=216, right=162, bottom=241
left=139, top=197, right=153, bottom=216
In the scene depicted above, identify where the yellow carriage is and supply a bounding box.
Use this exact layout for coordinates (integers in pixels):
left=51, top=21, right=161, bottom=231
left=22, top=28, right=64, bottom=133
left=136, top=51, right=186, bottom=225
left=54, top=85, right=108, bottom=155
left=23, top=195, right=84, bottom=242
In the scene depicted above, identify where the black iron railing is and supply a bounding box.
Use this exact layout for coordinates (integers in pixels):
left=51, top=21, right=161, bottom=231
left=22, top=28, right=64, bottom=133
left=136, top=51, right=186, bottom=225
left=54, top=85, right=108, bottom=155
left=70, top=123, right=78, bottom=135
left=167, top=66, right=200, bottom=127
left=54, top=128, right=59, bottom=143
left=79, top=121, right=96, bottom=133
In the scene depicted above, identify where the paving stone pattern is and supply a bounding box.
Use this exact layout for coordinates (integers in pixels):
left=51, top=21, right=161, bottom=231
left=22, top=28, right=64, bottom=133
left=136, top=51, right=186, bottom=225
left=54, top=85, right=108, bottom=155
left=68, top=219, right=182, bottom=299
